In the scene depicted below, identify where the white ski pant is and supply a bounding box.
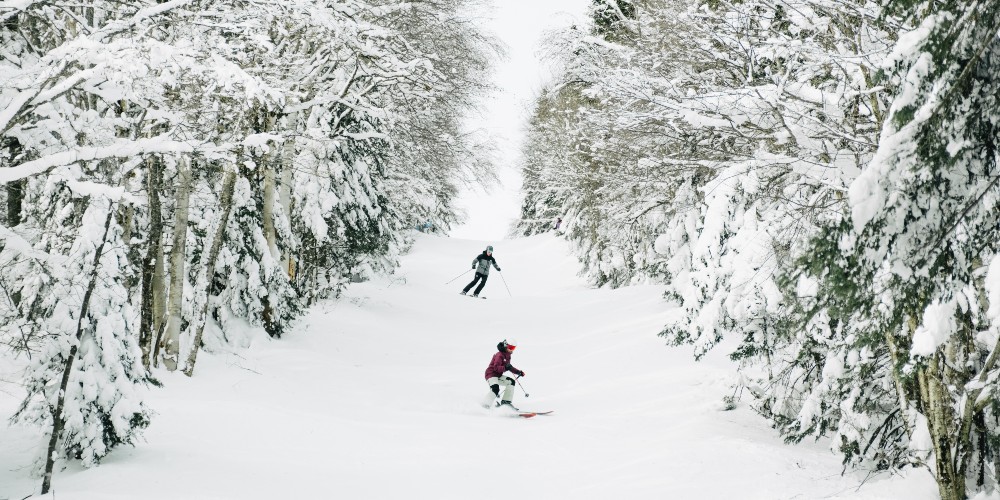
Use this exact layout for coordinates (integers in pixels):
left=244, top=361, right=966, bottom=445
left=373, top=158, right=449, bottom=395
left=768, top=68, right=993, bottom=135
left=486, top=376, right=515, bottom=401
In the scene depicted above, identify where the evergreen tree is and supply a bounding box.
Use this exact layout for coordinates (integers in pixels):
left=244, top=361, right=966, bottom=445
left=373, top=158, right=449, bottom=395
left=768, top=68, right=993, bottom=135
left=787, top=1, right=1000, bottom=497
left=13, top=197, right=150, bottom=492
left=592, top=0, right=637, bottom=42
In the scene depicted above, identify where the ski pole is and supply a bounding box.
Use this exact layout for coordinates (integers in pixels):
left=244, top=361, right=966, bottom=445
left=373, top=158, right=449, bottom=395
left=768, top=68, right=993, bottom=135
left=497, top=270, right=513, bottom=297
left=445, top=268, right=472, bottom=284
left=516, top=375, right=529, bottom=398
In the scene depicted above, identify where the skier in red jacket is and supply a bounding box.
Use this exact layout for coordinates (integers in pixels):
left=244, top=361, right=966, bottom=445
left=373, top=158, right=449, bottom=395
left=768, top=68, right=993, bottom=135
left=484, top=339, right=525, bottom=410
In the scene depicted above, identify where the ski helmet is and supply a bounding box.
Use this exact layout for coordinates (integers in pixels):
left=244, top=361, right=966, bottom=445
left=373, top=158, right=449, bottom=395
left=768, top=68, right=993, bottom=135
left=487, top=245, right=494, bottom=252
left=505, top=338, right=518, bottom=349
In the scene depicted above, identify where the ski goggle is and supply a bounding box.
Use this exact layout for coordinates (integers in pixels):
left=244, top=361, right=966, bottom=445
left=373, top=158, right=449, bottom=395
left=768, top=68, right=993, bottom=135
left=506, top=344, right=516, bottom=351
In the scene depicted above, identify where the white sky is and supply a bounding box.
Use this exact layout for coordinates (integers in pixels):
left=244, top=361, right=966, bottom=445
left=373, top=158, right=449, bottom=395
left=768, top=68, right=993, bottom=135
left=449, top=0, right=590, bottom=241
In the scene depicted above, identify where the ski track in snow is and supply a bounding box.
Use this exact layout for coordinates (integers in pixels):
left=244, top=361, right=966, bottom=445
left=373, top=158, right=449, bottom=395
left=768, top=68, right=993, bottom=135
left=0, top=234, right=936, bottom=499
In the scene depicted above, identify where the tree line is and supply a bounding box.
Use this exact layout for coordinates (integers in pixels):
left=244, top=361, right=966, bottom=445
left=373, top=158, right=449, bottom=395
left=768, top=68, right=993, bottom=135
left=520, top=0, right=1000, bottom=498
left=0, top=0, right=497, bottom=493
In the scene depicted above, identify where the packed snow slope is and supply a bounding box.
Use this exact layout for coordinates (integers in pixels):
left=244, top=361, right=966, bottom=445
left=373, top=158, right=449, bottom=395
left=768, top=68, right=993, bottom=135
left=1, top=234, right=936, bottom=499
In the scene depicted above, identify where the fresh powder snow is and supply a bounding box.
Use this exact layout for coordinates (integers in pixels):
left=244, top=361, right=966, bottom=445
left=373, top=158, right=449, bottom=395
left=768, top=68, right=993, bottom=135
left=0, top=233, right=937, bottom=499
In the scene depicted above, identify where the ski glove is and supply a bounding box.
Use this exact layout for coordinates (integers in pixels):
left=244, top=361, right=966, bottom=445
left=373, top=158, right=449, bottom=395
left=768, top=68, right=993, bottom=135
left=497, top=268, right=501, bottom=272
left=518, top=370, right=526, bottom=377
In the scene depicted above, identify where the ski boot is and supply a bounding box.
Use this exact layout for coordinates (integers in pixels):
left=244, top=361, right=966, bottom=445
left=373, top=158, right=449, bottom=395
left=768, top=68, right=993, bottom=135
left=496, top=400, right=519, bottom=411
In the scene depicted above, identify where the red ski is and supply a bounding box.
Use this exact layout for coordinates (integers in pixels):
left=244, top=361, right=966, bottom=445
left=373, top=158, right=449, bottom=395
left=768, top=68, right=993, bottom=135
left=518, top=411, right=553, bottom=418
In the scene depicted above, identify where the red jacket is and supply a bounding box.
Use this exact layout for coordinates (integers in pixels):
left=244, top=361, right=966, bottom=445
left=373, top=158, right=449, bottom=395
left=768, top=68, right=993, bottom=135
left=484, top=342, right=523, bottom=379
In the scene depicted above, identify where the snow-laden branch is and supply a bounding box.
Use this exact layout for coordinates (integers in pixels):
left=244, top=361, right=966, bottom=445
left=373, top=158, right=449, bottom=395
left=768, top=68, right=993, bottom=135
left=0, top=0, right=36, bottom=23
left=0, top=86, right=34, bottom=136
left=0, top=225, right=53, bottom=264
left=95, top=0, right=193, bottom=41
left=0, top=136, right=203, bottom=183
left=28, top=65, right=105, bottom=108
left=0, top=0, right=194, bottom=134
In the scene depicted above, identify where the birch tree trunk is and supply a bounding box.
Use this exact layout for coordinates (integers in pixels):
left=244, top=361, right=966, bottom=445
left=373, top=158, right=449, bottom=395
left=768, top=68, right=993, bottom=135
left=182, top=169, right=237, bottom=377
left=151, top=218, right=167, bottom=366
left=262, top=113, right=279, bottom=260
left=41, top=207, right=115, bottom=495
left=161, top=158, right=192, bottom=371
left=279, top=113, right=295, bottom=279
left=921, top=356, right=963, bottom=500
left=139, top=156, right=163, bottom=368
left=260, top=114, right=280, bottom=336
left=263, top=164, right=277, bottom=257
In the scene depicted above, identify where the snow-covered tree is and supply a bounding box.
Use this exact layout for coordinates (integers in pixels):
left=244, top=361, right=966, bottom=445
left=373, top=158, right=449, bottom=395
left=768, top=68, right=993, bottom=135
left=1, top=0, right=497, bottom=491
left=784, top=1, right=1000, bottom=497
left=10, top=192, right=151, bottom=491
left=513, top=0, right=988, bottom=495
left=523, top=0, right=1000, bottom=495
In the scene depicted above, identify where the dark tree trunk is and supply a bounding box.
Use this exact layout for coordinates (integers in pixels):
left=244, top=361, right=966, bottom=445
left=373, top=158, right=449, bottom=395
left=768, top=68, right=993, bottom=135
left=139, top=157, right=163, bottom=368
left=3, top=137, right=24, bottom=226
left=6, top=179, right=24, bottom=226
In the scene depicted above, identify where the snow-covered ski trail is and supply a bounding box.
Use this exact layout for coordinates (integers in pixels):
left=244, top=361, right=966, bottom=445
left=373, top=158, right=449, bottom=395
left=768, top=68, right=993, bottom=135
left=0, top=234, right=935, bottom=499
